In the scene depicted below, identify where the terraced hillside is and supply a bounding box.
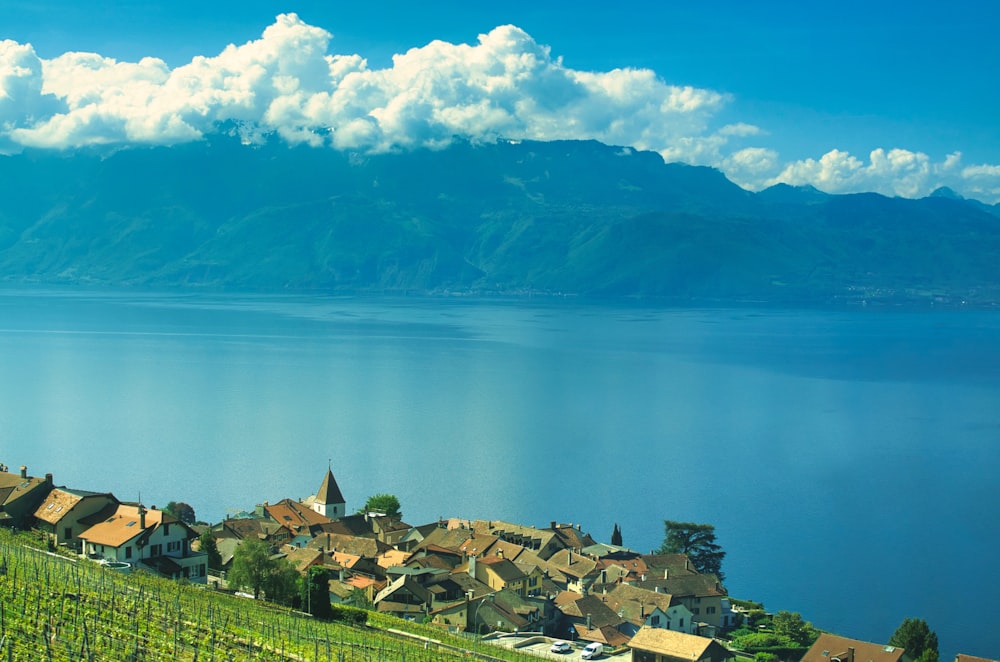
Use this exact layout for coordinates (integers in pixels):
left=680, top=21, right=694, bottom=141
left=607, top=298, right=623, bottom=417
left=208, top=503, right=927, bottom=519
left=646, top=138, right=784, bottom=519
left=0, top=530, right=537, bottom=661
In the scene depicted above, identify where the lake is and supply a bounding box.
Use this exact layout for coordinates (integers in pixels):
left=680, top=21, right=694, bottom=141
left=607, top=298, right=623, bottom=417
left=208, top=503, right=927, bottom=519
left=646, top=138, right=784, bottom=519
left=1, top=289, right=997, bottom=657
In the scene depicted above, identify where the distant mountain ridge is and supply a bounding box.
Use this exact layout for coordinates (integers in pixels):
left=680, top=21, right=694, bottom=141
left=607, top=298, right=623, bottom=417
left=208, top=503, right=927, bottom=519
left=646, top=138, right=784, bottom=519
left=2, top=135, right=998, bottom=304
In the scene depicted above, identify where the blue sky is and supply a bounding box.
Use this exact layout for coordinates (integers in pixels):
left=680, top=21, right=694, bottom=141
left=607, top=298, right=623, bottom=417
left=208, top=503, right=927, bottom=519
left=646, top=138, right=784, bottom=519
left=3, top=0, right=999, bottom=202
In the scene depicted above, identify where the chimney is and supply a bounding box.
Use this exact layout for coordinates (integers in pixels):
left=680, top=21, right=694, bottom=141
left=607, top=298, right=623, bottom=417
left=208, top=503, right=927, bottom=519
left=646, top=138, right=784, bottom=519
left=138, top=504, right=147, bottom=529
left=641, top=573, right=647, bottom=582
left=339, top=568, right=345, bottom=582
left=550, top=521, right=556, bottom=529
left=664, top=569, right=669, bottom=579
left=586, top=614, right=592, bottom=630
left=45, top=473, right=53, bottom=485
left=640, top=603, right=645, bottom=618
left=468, top=554, right=477, bottom=579
left=19, top=466, right=27, bottom=479
left=685, top=559, right=690, bottom=571
left=848, top=648, right=855, bottom=662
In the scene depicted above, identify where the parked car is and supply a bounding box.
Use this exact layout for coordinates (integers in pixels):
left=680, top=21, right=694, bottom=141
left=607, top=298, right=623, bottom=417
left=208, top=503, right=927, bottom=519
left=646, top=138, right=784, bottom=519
left=581, top=642, right=603, bottom=659
left=550, top=640, right=572, bottom=653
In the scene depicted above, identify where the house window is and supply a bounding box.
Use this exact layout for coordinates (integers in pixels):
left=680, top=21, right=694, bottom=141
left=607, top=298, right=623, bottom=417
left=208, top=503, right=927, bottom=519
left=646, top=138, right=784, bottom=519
left=680, top=618, right=684, bottom=628
left=64, top=527, right=72, bottom=540
left=651, top=614, right=660, bottom=625
left=167, top=540, right=181, bottom=553
left=125, top=546, right=132, bottom=559
left=707, top=606, right=716, bottom=614
left=150, top=544, right=162, bottom=557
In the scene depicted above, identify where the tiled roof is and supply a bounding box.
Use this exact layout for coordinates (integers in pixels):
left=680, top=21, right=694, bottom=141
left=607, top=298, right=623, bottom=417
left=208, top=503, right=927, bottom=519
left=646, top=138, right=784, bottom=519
left=573, top=623, right=631, bottom=647
left=634, top=573, right=726, bottom=597
left=628, top=628, right=721, bottom=659
left=557, top=594, right=624, bottom=629
left=641, top=554, right=699, bottom=577
left=33, top=488, right=85, bottom=524
left=306, top=532, right=387, bottom=558
left=547, top=549, right=599, bottom=579
left=601, top=583, right=675, bottom=622
left=79, top=504, right=171, bottom=548
left=801, top=634, right=908, bottom=662
left=265, top=499, right=332, bottom=530
left=956, top=656, right=1000, bottom=662
left=478, top=557, right=527, bottom=583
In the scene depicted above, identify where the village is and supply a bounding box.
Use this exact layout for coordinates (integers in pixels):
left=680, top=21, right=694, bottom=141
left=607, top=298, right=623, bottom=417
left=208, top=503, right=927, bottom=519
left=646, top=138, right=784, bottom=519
left=0, top=463, right=977, bottom=662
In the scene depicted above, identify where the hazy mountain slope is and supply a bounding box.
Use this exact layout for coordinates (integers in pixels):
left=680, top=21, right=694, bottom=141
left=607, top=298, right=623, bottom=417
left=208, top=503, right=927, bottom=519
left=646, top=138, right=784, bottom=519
left=1, top=136, right=997, bottom=303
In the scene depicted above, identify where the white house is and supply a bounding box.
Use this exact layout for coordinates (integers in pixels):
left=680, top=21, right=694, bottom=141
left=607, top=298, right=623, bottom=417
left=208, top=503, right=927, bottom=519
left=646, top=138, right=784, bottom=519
left=78, top=504, right=207, bottom=583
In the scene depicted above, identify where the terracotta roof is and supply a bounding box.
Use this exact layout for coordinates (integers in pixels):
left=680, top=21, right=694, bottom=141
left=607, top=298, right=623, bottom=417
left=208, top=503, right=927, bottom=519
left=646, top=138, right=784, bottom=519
left=557, top=594, right=624, bottom=629
left=478, top=557, right=527, bottom=583
left=265, top=499, right=332, bottom=530
left=641, top=553, right=699, bottom=578
left=601, top=584, right=676, bottom=623
left=547, top=549, right=599, bottom=579
left=572, top=623, right=631, bottom=647
left=377, top=549, right=411, bottom=569
left=801, top=634, right=908, bottom=662
left=955, top=656, right=1000, bottom=662
left=224, top=517, right=289, bottom=540
left=279, top=545, right=325, bottom=574
left=79, top=505, right=172, bottom=548
left=628, top=628, right=723, bottom=660
left=33, top=488, right=86, bottom=524
left=306, top=532, right=387, bottom=558
left=634, top=573, right=726, bottom=598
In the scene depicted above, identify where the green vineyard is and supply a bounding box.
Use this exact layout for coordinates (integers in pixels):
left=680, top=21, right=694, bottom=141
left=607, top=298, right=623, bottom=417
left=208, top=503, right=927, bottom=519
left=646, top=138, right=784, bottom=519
left=0, top=531, right=538, bottom=661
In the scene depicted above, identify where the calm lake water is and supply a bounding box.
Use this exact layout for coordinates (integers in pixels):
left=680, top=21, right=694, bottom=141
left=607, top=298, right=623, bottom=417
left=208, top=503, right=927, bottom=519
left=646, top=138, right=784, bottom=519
left=1, top=290, right=997, bottom=657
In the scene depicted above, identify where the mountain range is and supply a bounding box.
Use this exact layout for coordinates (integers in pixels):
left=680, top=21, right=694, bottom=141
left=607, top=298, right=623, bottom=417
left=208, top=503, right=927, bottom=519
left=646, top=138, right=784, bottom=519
left=2, top=134, right=999, bottom=305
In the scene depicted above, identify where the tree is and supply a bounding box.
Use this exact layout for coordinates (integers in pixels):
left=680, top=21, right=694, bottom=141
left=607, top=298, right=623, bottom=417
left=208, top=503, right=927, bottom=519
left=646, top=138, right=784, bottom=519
left=346, top=587, right=373, bottom=610
left=889, top=618, right=938, bottom=662
left=264, top=558, right=301, bottom=608
left=198, top=530, right=222, bottom=572
left=658, top=520, right=726, bottom=581
left=358, top=493, right=401, bottom=519
left=228, top=538, right=301, bottom=605
left=771, top=610, right=818, bottom=647
left=301, top=567, right=334, bottom=619
left=163, top=501, right=196, bottom=525
left=611, top=523, right=623, bottom=547
left=228, top=538, right=274, bottom=599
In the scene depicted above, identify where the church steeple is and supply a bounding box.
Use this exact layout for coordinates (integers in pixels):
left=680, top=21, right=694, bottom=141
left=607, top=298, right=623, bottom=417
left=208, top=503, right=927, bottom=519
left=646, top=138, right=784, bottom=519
left=312, top=464, right=346, bottom=519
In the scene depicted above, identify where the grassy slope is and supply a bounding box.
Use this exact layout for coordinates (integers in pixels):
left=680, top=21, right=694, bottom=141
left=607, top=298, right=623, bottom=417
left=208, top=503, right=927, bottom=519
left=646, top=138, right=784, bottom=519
left=0, top=530, right=537, bottom=662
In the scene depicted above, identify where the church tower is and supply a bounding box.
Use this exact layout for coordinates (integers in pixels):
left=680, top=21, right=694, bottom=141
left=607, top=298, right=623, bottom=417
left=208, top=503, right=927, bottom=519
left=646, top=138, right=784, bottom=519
left=312, top=467, right=346, bottom=519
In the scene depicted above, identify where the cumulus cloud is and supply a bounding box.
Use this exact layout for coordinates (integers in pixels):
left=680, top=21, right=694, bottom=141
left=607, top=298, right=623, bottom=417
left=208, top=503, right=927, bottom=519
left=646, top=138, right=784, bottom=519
left=1, top=13, right=998, bottom=203
left=0, top=13, right=725, bottom=155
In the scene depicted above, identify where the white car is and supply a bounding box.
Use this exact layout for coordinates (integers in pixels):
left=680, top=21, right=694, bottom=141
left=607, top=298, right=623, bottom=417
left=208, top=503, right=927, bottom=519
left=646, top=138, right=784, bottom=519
left=550, top=640, right=572, bottom=653
left=581, top=642, right=603, bottom=659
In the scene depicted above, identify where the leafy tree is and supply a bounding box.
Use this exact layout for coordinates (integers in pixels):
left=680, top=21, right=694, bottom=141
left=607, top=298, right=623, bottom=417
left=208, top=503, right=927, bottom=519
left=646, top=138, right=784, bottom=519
left=658, top=520, right=726, bottom=581
left=771, top=610, right=819, bottom=646
left=228, top=538, right=274, bottom=599
left=611, top=523, right=623, bottom=547
left=889, top=618, right=938, bottom=662
left=264, top=558, right=301, bottom=608
left=198, top=530, right=222, bottom=572
left=163, top=501, right=196, bottom=525
left=301, top=567, right=333, bottom=619
left=347, top=587, right=373, bottom=610
left=358, top=493, right=401, bottom=519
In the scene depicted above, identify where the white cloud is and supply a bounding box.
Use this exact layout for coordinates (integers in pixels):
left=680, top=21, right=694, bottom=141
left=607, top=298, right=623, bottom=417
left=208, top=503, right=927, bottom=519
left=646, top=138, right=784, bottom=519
left=0, top=15, right=725, bottom=155
left=1, top=14, right=998, bottom=203
left=735, top=148, right=1000, bottom=203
